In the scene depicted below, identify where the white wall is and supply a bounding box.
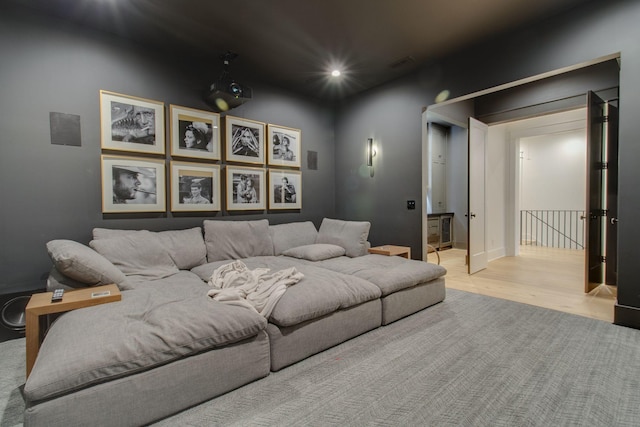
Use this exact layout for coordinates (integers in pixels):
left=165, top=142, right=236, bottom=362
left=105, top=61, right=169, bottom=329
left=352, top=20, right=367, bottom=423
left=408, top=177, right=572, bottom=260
left=520, top=130, right=586, bottom=211
left=486, top=126, right=509, bottom=260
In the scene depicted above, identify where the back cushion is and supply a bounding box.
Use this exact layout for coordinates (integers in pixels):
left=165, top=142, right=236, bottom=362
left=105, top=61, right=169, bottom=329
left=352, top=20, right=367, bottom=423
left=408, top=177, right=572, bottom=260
left=154, top=228, right=206, bottom=269
left=92, top=228, right=131, bottom=240
left=316, top=218, right=371, bottom=257
left=203, top=219, right=274, bottom=261
left=89, top=231, right=179, bottom=280
left=92, top=227, right=206, bottom=270
left=270, top=221, right=318, bottom=255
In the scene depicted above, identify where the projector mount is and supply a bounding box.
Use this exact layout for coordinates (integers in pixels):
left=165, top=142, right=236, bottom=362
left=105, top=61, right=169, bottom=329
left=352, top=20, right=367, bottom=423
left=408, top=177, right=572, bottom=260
left=219, top=51, right=242, bottom=97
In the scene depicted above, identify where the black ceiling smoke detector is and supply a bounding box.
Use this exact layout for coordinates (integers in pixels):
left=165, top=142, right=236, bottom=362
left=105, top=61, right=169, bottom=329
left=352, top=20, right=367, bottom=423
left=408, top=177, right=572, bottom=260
left=204, top=51, right=252, bottom=112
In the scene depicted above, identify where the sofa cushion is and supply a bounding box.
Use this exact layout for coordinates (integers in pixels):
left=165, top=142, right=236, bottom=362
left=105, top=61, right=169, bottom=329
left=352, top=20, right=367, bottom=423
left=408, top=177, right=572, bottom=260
left=203, top=219, right=274, bottom=261
left=89, top=231, right=179, bottom=281
left=92, top=227, right=132, bottom=240
left=154, top=228, right=207, bottom=269
left=191, top=256, right=381, bottom=327
left=46, top=239, right=126, bottom=286
left=316, top=254, right=447, bottom=297
left=270, top=221, right=318, bottom=255
left=282, top=244, right=346, bottom=261
left=93, top=227, right=206, bottom=270
left=268, top=262, right=381, bottom=327
left=24, top=274, right=268, bottom=402
left=316, top=218, right=371, bottom=257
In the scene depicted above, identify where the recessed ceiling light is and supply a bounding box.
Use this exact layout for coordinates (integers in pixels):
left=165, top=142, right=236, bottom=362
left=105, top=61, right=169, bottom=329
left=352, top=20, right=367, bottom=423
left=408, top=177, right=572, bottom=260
left=331, top=70, right=341, bottom=77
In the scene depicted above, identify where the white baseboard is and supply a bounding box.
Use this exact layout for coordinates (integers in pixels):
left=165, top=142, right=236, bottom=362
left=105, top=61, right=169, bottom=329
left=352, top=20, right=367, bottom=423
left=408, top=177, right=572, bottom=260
left=488, top=247, right=506, bottom=262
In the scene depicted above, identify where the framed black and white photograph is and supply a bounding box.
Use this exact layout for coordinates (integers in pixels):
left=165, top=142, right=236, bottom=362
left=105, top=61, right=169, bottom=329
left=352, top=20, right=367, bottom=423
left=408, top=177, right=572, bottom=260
left=268, top=169, right=302, bottom=209
left=170, top=105, right=220, bottom=161
left=101, top=155, right=166, bottom=213
left=225, top=116, right=265, bottom=165
left=170, top=161, right=221, bottom=212
left=268, top=124, right=301, bottom=168
left=99, top=90, right=165, bottom=155
left=226, top=166, right=266, bottom=211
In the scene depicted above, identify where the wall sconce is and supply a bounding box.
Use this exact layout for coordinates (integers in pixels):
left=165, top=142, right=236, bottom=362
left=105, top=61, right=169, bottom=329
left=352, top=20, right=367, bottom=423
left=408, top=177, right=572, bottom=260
left=367, top=138, right=377, bottom=166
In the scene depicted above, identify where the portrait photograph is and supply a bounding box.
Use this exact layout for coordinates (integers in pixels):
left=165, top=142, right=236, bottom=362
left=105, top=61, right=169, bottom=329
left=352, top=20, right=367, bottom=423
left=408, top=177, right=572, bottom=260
left=267, top=124, right=301, bottom=168
left=226, top=166, right=266, bottom=211
left=225, top=116, right=265, bottom=165
left=99, top=90, right=165, bottom=155
left=268, top=169, right=302, bottom=209
left=170, top=105, right=220, bottom=161
left=101, top=155, right=166, bottom=213
left=170, top=161, right=221, bottom=212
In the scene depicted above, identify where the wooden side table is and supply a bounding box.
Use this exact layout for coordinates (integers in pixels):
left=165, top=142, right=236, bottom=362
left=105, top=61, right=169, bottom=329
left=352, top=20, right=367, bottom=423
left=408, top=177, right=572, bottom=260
left=368, top=245, right=411, bottom=259
left=25, top=284, right=121, bottom=378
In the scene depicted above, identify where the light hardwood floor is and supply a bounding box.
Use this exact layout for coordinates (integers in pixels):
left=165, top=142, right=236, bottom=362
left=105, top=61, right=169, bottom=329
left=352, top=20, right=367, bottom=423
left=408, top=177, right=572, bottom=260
left=432, top=246, right=616, bottom=322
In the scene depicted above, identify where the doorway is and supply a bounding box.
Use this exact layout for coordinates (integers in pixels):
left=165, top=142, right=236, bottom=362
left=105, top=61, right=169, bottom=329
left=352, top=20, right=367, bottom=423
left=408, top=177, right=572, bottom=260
left=421, top=55, right=620, bottom=291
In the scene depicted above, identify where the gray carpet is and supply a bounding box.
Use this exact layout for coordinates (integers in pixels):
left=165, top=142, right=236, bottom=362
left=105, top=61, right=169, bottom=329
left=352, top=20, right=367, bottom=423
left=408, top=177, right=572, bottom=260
left=2, top=289, right=640, bottom=426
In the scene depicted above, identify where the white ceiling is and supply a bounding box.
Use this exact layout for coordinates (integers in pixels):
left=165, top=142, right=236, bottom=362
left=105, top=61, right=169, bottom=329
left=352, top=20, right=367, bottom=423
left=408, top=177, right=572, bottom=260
left=11, top=0, right=593, bottom=100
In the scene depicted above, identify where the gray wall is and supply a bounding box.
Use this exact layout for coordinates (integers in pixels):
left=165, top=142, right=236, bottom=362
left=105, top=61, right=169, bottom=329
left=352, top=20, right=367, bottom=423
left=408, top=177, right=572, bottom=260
left=333, top=0, right=640, bottom=317
left=0, top=6, right=335, bottom=293
left=334, top=78, right=426, bottom=251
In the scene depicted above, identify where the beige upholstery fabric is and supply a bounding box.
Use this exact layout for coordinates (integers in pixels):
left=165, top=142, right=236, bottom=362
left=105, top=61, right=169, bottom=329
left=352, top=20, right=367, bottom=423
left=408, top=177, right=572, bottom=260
left=270, top=221, right=318, bottom=255
left=46, top=239, right=126, bottom=286
left=89, top=231, right=179, bottom=280
left=316, top=218, right=371, bottom=257
left=203, top=219, right=274, bottom=261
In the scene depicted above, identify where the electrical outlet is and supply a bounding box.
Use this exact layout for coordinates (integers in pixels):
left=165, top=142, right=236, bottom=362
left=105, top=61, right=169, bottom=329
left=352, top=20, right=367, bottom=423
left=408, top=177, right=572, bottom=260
left=407, top=200, right=416, bottom=210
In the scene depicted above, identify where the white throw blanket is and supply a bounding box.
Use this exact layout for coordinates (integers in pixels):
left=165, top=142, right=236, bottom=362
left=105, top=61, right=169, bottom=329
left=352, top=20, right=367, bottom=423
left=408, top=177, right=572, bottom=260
left=207, top=260, right=304, bottom=318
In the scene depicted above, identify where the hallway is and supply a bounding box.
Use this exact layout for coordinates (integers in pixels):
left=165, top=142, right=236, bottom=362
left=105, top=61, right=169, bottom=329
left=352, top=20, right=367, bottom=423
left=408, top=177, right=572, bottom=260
left=437, top=246, right=616, bottom=322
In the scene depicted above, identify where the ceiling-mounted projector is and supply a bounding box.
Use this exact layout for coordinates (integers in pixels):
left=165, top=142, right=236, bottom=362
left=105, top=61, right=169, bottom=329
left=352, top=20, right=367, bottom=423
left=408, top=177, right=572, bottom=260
left=205, top=51, right=252, bottom=112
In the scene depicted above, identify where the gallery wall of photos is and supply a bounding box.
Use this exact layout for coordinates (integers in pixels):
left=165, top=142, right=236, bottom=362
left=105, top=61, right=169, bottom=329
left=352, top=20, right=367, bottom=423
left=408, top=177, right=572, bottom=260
left=99, top=90, right=302, bottom=214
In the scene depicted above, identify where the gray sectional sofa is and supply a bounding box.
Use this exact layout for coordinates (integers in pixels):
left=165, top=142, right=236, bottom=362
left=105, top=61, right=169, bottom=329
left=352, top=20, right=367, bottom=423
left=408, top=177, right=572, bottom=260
left=23, top=218, right=446, bottom=426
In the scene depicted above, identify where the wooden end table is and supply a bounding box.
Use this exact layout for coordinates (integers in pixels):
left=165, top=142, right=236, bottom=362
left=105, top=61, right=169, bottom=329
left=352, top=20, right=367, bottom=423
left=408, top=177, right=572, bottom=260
left=25, top=284, right=121, bottom=378
left=368, top=245, right=411, bottom=259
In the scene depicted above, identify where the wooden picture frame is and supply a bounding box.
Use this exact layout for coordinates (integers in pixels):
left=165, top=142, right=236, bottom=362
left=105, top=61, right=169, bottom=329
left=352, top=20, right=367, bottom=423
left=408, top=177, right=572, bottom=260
left=267, top=124, right=301, bottom=168
left=99, top=90, right=165, bottom=155
left=268, top=169, right=302, bottom=209
left=225, top=116, right=265, bottom=165
left=170, top=161, right=221, bottom=212
left=226, top=165, right=266, bottom=210
left=169, top=105, right=220, bottom=161
left=101, top=154, right=166, bottom=213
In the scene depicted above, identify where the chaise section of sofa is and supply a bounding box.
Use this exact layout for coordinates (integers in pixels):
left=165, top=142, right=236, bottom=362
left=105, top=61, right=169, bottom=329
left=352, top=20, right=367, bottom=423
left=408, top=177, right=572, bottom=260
left=312, top=254, right=447, bottom=324
left=273, top=218, right=448, bottom=325
left=25, top=280, right=271, bottom=426
left=27, top=227, right=272, bottom=427
left=25, top=332, right=269, bottom=427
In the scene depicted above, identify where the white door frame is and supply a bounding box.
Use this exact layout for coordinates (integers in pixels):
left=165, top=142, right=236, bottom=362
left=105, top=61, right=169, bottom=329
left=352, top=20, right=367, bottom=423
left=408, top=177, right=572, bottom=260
left=421, top=54, right=616, bottom=265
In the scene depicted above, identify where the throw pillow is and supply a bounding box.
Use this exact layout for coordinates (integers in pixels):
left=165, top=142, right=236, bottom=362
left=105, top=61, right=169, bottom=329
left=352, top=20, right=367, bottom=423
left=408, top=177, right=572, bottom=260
left=46, top=239, right=126, bottom=286
left=282, top=244, right=346, bottom=261
left=316, top=218, right=371, bottom=257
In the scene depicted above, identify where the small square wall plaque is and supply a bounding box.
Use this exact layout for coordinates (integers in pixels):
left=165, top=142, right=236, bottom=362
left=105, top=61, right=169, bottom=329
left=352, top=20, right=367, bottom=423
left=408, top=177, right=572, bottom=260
left=50, top=112, right=81, bottom=146
left=307, top=150, right=318, bottom=170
